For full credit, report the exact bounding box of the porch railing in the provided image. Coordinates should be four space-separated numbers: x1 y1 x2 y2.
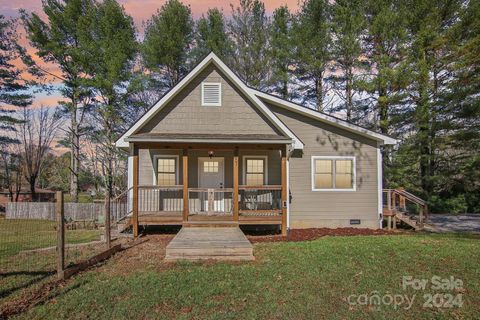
188 188 233 215
239 185 282 216
138 185 183 214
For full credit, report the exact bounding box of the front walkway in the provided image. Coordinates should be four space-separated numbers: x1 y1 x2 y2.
165 227 254 261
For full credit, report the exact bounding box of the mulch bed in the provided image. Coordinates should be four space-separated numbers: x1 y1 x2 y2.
247 228 397 243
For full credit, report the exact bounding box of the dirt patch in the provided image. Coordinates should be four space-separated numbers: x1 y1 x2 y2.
247 228 397 243
96 234 175 277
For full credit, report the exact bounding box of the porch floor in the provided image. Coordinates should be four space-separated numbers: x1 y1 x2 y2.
165 227 254 261
138 212 282 226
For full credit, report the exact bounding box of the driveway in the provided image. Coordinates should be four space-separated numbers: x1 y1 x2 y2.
427 214 480 233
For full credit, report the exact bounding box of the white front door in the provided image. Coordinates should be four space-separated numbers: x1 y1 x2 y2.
198 157 225 212
198 157 224 188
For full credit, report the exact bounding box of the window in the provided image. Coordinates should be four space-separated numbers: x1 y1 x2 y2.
244 157 267 186
312 157 355 191
203 161 219 173
156 157 177 186
201 82 222 106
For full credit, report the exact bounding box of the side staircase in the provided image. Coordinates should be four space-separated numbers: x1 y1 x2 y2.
383 188 435 231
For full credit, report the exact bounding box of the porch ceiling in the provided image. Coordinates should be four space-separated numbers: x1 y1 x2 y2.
125 133 292 145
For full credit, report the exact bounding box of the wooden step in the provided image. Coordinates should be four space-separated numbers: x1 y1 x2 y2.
183 221 239 227
165 227 254 261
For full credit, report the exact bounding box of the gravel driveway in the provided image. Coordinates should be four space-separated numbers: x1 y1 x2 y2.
427 214 480 233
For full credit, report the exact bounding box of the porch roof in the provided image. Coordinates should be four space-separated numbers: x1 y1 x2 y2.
125 133 292 145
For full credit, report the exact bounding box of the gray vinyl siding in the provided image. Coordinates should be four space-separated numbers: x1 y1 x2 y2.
138 64 280 136
267 103 380 229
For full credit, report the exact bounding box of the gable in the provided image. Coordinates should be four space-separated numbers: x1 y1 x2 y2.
137 64 281 136
116 53 303 149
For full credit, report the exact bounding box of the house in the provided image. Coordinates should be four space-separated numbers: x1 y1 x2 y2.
0 188 56 212
115 53 397 236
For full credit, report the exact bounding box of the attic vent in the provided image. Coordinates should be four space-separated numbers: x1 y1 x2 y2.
201 82 222 106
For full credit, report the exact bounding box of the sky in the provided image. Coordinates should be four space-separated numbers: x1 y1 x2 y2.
3 0 300 108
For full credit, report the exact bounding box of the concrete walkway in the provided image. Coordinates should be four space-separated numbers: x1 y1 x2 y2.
427 214 480 233
165 227 254 261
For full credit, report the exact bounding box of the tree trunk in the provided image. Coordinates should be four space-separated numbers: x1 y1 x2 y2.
417 52 431 198
315 76 323 111
29 175 36 202
346 66 354 121
70 106 79 203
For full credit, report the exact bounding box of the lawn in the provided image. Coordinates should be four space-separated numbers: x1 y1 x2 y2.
9 232 480 319
0 218 103 306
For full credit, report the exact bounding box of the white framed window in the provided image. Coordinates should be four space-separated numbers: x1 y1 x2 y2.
311 156 356 191
201 82 222 106
154 155 179 186
243 156 268 186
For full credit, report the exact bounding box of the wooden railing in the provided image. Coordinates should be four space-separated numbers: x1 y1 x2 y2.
138 185 183 214
188 188 233 215
383 188 428 227
111 187 132 222
239 185 282 216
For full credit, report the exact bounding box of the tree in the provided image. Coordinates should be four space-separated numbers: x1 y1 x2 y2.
16 106 62 201
293 0 332 111
330 0 366 120
229 0 271 89
80 0 136 244
0 146 23 202
142 0 193 91
269 6 293 99
21 0 95 202
403 0 461 200
193 8 232 62
0 15 32 145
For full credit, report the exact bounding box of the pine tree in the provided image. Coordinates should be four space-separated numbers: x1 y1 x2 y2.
21 0 95 202
193 8 232 62
293 0 331 111
404 0 461 200
229 0 271 89
330 0 366 121
142 0 194 90
0 16 32 145
80 0 137 236
269 6 293 99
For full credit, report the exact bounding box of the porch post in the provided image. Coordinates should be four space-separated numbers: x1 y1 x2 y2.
281 146 287 236
182 149 189 222
233 148 239 221
132 146 139 238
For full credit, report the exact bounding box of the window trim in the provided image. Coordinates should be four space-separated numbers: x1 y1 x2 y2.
201 82 222 106
311 156 356 192
242 155 268 186
153 155 179 186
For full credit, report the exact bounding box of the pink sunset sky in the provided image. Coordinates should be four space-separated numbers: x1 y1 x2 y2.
2 0 300 108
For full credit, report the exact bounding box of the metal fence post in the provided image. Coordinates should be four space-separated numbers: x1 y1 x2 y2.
56 191 65 280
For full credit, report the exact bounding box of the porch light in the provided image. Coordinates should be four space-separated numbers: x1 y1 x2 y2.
208 150 215 159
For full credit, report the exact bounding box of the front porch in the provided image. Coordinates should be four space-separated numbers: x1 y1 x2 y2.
121 141 289 236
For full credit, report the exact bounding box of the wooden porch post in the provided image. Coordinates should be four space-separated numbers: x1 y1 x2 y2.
183 150 189 222
281 147 287 236
233 148 239 221
132 152 139 238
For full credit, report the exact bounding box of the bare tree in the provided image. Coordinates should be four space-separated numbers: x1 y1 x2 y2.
16 106 62 201
0 146 23 202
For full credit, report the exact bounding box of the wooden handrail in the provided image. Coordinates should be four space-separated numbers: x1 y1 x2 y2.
188 188 234 192
138 185 183 190
239 185 282 190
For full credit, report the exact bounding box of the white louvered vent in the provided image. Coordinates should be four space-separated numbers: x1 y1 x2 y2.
201 82 222 106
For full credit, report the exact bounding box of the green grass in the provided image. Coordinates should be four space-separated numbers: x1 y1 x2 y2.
0 218 103 305
12 233 480 319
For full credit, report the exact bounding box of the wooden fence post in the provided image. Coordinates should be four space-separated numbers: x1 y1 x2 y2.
56 191 65 280
104 195 111 248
